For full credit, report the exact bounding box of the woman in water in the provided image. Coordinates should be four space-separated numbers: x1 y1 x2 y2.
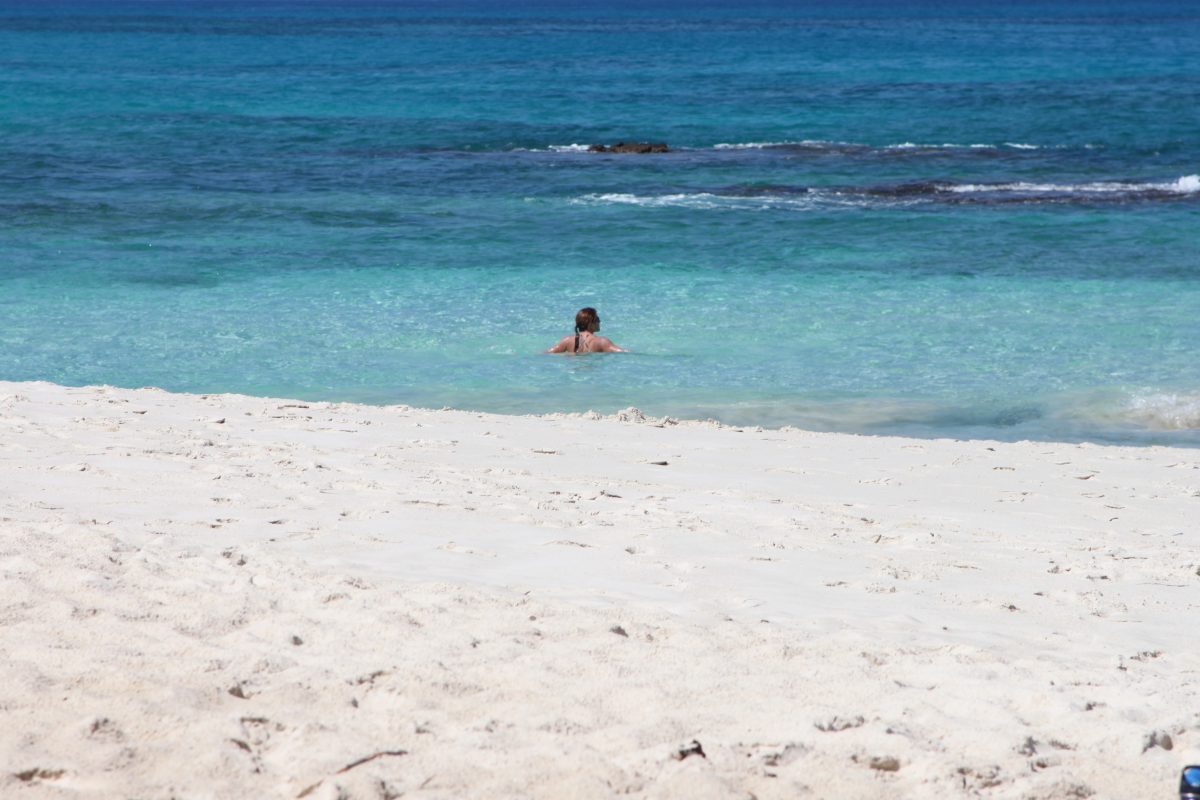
546 307 625 353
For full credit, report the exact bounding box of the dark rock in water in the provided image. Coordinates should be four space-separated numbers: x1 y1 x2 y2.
588 141 670 153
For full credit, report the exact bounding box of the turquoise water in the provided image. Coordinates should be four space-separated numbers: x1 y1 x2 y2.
2 1 1198 444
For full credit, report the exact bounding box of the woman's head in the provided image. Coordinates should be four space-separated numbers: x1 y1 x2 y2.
575 307 600 333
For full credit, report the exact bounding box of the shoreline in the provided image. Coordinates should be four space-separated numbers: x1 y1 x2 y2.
13 377 1200 451
2 380 1197 798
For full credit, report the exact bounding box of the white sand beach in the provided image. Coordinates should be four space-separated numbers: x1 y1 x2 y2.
1 380 1196 799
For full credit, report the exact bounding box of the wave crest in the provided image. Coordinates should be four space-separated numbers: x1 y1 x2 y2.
1170 174 1200 193
1121 393 1200 430
540 140 1062 154
571 175 1200 210
944 175 1200 196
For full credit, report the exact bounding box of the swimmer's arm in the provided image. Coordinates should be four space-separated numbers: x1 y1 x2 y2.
545 336 571 354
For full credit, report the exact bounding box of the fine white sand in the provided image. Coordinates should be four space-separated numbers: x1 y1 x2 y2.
1 380 1197 799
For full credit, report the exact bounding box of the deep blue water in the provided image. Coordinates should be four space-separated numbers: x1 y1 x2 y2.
2 0 1198 443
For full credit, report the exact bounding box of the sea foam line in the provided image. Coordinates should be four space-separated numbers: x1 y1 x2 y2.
571 192 740 209
535 140 1054 153
887 142 1019 150
944 175 1200 194
712 140 842 150
568 191 907 211
716 140 1049 151
569 175 1200 211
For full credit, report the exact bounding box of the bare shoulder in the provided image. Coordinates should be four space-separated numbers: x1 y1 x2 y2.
595 336 625 352
546 335 572 354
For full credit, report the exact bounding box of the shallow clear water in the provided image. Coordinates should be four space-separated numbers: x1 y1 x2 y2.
2 0 1198 443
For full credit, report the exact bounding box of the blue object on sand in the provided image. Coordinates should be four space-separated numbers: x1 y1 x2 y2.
1181 766 1200 799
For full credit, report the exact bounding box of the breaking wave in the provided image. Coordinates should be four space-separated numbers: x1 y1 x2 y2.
571 175 1200 210
706 140 1053 152
942 175 1200 196
1118 392 1200 430
885 141 1045 151
539 140 1069 154
712 139 857 151
570 191 848 211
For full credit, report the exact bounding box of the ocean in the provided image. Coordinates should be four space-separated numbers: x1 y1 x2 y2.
2 0 1198 444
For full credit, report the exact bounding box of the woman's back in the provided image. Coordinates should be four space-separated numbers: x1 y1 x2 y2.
547 330 620 354
545 307 624 354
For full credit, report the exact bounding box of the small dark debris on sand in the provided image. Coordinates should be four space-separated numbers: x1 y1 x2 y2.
869 755 901 772
14 768 65 783
673 739 706 760
816 715 865 733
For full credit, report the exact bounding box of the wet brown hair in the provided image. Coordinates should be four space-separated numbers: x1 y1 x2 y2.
573 307 599 352
574 307 599 333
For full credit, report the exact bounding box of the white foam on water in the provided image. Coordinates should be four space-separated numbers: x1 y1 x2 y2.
886 141 1057 151
886 142 993 150
571 175 1197 211
571 191 710 208
1168 174 1200 193
571 192 728 209
538 140 1073 154
1121 392 1200 430
944 181 1115 193
944 175 1200 194
570 191 897 211
713 140 1046 152
711 140 844 150
511 144 593 152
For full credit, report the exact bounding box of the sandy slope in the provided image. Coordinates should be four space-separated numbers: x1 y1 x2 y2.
1 381 1197 799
